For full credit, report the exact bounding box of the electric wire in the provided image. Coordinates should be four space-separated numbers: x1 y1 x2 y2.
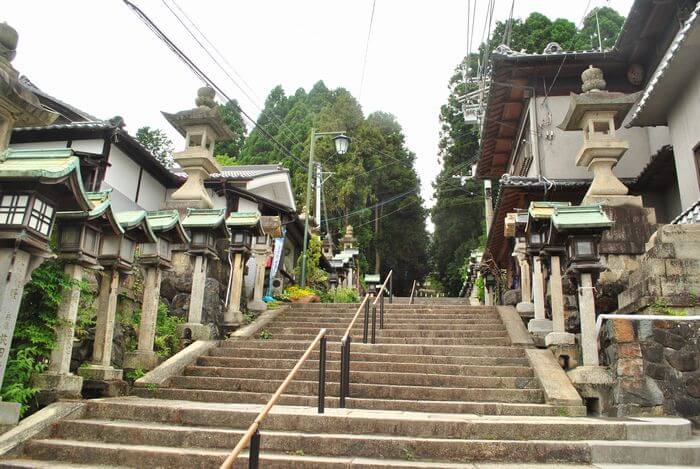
358 0 377 102
122 0 309 171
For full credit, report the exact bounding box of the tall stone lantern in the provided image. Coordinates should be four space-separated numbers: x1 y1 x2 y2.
247 215 282 313
163 87 235 210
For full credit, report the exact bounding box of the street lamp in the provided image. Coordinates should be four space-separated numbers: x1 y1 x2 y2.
300 128 350 287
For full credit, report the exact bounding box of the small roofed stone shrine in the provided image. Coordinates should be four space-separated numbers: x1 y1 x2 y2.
124 210 190 371
224 211 262 328
163 86 236 210
179 208 229 340
558 65 656 294
248 215 282 313
31 189 123 398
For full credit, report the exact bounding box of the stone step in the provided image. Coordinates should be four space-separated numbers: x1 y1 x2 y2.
0 461 127 469
130 387 581 415
49 419 596 463
196 356 535 377
261 334 511 345
269 318 506 328
263 327 509 338
167 376 544 403
211 347 531 366
218 340 523 356
183 366 538 389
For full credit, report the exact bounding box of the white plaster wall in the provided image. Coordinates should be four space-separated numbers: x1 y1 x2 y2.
136 170 167 211
668 71 700 211
238 198 258 212
11 139 104 153
11 140 69 150
211 192 227 211
530 96 666 180
103 146 140 201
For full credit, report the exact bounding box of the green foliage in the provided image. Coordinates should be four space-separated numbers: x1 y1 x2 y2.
475 276 485 303
135 126 174 168
126 368 146 381
320 287 360 304
215 99 247 159
259 329 272 340
649 298 688 317
153 301 183 358
573 7 626 51
294 235 328 290
278 285 318 302
0 260 91 415
145 383 157 392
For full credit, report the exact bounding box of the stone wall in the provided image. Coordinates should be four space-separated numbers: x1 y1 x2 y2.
601 318 700 424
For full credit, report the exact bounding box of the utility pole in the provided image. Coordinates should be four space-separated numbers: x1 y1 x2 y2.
315 162 322 230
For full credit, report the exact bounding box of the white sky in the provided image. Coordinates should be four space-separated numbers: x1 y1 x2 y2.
6 0 633 231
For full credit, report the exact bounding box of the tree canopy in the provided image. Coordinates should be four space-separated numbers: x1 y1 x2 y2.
135 126 174 168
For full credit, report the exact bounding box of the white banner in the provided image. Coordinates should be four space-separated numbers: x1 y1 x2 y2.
270 237 285 278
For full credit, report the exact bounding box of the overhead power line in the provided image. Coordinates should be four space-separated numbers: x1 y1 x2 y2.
358 0 377 102
122 0 308 171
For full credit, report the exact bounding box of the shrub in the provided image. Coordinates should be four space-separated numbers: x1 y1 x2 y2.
320 287 359 303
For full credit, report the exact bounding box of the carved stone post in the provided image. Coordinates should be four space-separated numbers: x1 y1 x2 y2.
124 266 162 370
528 255 552 335
225 252 246 326
545 255 575 347
248 246 270 313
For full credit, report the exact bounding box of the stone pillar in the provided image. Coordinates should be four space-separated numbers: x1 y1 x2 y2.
578 272 599 367
484 286 493 306
545 255 576 347
176 254 213 340
31 263 84 396
515 251 534 315
0 249 32 424
123 267 162 370
248 247 269 313
224 252 245 328
79 268 123 381
347 267 353 291
528 255 552 335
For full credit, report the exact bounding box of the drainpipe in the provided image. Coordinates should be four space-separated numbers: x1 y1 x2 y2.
528 94 542 177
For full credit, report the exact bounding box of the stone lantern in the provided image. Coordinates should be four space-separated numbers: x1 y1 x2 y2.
525 201 571 336
80 210 157 383
558 66 640 204
124 210 189 371
248 215 281 314
508 211 534 315
179 208 229 340
0 148 91 424
163 87 236 210
223 211 261 329
32 190 122 397
321 233 334 260
364 274 380 295
551 205 612 375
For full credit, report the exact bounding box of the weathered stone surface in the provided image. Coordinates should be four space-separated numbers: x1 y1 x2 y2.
503 289 521 306
616 358 643 377
610 319 635 343
664 349 698 372
617 343 642 359
645 362 666 381
687 375 700 398
652 328 685 350
616 376 664 406
641 342 663 363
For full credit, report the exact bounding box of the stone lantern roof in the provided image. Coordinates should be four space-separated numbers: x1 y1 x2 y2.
225 211 261 229
115 210 157 243
551 205 613 231
145 209 190 244
527 201 572 220
56 189 123 237
161 86 235 140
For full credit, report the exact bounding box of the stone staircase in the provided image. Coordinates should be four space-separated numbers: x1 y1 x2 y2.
2 300 699 467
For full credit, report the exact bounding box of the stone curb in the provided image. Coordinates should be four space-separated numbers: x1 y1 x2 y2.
497 306 534 346
227 305 290 340
0 401 85 457
135 340 219 387
526 348 584 408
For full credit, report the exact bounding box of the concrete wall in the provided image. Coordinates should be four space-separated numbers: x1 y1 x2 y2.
525 96 670 180
668 71 700 211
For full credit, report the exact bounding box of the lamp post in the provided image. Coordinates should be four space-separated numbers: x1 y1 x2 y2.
300 129 349 287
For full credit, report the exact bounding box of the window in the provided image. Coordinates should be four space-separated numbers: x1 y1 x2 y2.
28 198 54 235
0 194 29 225
188 133 203 147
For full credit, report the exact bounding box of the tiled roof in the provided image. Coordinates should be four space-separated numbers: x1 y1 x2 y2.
12 121 115 132
211 164 287 179
629 2 700 125
673 199 700 225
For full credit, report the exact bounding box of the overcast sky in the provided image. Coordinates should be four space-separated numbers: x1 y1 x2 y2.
6 0 633 230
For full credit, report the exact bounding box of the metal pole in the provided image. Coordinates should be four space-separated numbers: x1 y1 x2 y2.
380 293 384 329
300 128 316 288
249 429 260 469
339 339 347 408
315 162 322 230
362 299 369 343
389 275 393 304
344 336 352 401
371 305 377 344
318 336 326 413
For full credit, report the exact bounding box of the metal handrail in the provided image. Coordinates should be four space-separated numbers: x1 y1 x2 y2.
371 269 393 333
338 294 371 408
372 269 394 307
409 279 417 305
220 328 328 469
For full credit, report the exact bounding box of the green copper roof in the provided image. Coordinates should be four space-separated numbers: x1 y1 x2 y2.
364 274 380 283
0 148 91 211
56 189 123 235
146 210 190 243
116 210 157 242
182 208 226 228
225 211 261 227
528 201 572 219
551 205 613 230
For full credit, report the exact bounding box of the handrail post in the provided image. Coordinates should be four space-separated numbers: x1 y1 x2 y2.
371 304 377 344
249 429 260 469
318 335 326 414
380 292 385 329
339 338 347 408
389 274 393 304
362 299 369 343
344 336 352 402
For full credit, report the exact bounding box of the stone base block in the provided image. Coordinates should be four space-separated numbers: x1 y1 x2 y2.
81 378 128 398
177 323 213 341
0 400 20 426
123 350 161 371
545 331 576 347
567 365 613 385
528 318 553 334
78 364 123 381
548 343 580 371
30 372 83 398
516 302 535 317
247 299 267 313
567 365 613 415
